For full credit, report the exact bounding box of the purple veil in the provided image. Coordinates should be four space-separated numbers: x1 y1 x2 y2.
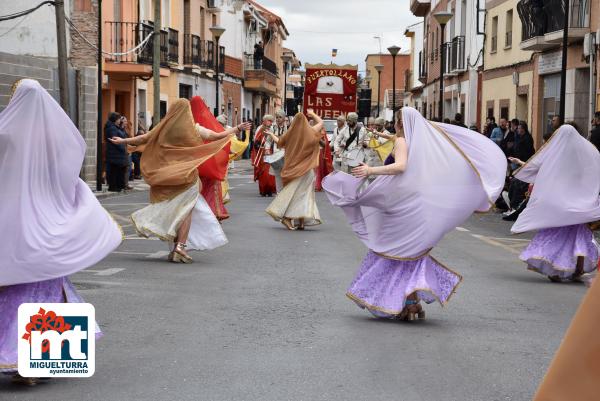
0 79 122 286
322 107 506 258
511 124 600 233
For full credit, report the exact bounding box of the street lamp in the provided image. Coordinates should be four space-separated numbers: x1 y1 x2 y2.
433 11 453 121
281 54 292 114
387 45 400 116
210 25 226 116
374 64 384 116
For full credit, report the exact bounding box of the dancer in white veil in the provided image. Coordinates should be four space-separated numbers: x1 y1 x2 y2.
323 107 506 320
511 124 600 282
0 80 122 383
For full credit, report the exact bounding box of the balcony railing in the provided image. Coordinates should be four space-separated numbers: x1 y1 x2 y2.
200 40 214 70
183 33 201 66
451 36 466 72
244 54 278 76
105 21 168 66
517 0 590 41
168 28 179 64
442 42 452 74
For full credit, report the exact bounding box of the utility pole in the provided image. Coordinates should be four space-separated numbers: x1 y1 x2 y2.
153 0 161 126
96 0 103 191
55 0 70 115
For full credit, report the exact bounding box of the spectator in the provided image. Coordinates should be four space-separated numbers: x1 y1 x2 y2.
502 121 535 220
443 118 451 124
490 118 509 147
513 121 535 163
589 111 600 153
104 112 129 192
253 41 264 69
483 116 497 138
551 115 561 131
452 113 467 128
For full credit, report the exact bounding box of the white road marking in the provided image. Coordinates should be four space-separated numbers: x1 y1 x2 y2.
111 214 132 224
455 227 470 232
83 268 125 276
146 251 171 259
470 234 522 255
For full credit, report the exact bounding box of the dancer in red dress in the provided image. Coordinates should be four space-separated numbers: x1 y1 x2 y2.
190 96 231 220
315 127 333 191
252 115 277 197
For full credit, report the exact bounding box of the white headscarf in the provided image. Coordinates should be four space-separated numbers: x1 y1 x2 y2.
511 125 600 233
0 79 122 285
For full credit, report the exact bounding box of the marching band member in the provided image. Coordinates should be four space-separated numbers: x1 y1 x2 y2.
252 115 277 197
333 112 366 173
265 109 287 192
332 115 348 170
363 116 393 168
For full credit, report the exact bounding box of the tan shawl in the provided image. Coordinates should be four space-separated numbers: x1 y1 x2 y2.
533 277 600 400
141 99 230 203
278 113 322 186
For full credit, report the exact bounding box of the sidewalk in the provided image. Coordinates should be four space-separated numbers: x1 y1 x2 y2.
89 158 254 199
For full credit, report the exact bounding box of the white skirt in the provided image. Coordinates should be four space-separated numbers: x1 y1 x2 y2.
265 170 322 226
131 181 228 251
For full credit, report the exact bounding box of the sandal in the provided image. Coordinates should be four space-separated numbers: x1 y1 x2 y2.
281 218 296 231
171 242 192 263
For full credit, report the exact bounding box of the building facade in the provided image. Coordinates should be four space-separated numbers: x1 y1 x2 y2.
364 53 411 118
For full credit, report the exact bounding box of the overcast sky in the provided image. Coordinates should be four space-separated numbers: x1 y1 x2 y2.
257 0 421 73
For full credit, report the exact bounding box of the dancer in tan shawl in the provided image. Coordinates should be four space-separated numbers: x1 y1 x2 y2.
109 99 250 263
265 109 324 230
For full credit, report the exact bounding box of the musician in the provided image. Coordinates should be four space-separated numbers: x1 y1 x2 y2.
333 112 366 173
332 115 348 169
251 114 277 196
265 109 287 191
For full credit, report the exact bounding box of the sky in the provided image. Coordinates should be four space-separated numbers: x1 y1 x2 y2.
256 0 421 74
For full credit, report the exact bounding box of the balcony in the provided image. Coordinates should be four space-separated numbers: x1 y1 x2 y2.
207 0 219 11
243 54 278 95
104 21 168 76
442 42 454 75
201 40 215 70
418 51 427 83
451 36 466 72
410 0 430 17
517 0 590 51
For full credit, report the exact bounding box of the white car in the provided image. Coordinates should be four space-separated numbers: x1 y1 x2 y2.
323 119 338 145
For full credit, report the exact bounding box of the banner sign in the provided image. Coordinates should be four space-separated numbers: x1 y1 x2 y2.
303 64 358 119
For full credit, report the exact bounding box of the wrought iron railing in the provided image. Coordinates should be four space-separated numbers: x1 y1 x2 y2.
219 45 225 73
442 42 452 74
418 50 427 79
517 0 590 41
244 54 278 76
183 34 201 66
451 36 465 71
105 21 168 66
168 28 179 64
200 40 214 70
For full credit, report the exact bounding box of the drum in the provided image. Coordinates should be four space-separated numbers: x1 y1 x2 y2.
264 150 285 170
344 148 365 168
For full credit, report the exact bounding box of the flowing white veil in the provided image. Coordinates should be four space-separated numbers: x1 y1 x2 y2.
0 79 122 285
511 124 600 233
323 107 506 258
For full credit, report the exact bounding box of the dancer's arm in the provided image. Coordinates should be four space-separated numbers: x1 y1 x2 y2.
352 137 407 178
195 121 251 141
307 109 324 133
108 132 150 146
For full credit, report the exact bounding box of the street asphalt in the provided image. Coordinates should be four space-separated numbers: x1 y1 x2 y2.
0 161 590 401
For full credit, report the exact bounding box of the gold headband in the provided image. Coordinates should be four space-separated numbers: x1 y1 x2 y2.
9 79 24 102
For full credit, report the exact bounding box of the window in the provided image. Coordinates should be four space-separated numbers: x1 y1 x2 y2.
460 0 467 36
491 16 498 53
179 84 192 100
500 106 509 120
74 0 92 12
505 10 513 48
161 0 170 28
160 101 167 119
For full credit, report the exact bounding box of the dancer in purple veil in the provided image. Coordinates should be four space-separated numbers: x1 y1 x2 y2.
322 107 506 320
511 124 600 282
0 80 122 384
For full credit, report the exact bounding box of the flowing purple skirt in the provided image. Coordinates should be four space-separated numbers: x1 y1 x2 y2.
347 251 463 318
0 277 101 373
521 224 599 279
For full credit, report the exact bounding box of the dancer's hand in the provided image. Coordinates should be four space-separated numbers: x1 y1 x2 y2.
236 122 252 132
352 163 370 178
108 136 125 145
